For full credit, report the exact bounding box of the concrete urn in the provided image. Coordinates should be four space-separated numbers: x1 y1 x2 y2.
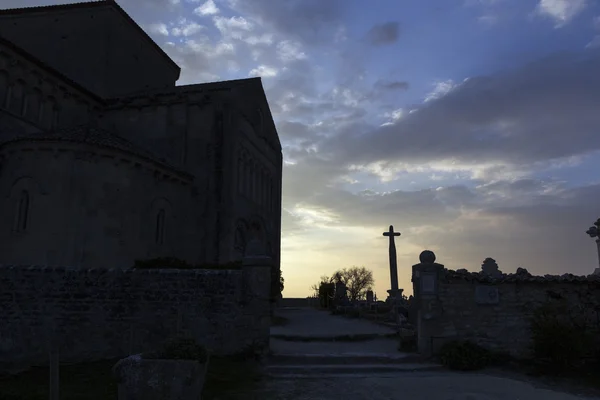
112 353 209 400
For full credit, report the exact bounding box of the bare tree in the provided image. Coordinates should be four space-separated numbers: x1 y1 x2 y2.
310 275 334 297
332 266 374 302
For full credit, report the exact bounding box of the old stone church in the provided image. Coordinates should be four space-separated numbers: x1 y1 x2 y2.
0 1 282 281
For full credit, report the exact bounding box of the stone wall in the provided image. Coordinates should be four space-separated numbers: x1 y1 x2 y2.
279 297 319 308
412 255 600 357
0 262 271 374
0 140 199 269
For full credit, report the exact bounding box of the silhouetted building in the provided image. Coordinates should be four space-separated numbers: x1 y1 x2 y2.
0 1 282 277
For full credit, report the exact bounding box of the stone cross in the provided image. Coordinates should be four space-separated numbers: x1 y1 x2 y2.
383 225 401 293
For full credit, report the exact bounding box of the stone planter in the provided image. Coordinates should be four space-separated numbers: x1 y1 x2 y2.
112 354 209 400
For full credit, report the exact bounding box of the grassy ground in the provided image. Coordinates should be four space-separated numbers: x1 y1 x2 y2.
0 356 265 400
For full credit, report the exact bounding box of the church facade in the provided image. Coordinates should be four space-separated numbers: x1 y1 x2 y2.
0 1 282 284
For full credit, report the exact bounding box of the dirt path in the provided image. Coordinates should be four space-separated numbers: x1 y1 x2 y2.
260 307 600 400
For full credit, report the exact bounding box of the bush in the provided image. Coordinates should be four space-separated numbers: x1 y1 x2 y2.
439 340 492 371
133 257 242 270
144 337 209 363
530 302 594 369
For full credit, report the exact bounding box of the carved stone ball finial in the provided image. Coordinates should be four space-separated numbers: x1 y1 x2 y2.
419 250 436 264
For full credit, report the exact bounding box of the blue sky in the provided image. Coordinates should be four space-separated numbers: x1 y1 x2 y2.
5 0 600 297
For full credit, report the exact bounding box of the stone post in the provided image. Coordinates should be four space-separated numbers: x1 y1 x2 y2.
595 240 600 276
241 238 272 355
411 250 445 357
585 219 600 276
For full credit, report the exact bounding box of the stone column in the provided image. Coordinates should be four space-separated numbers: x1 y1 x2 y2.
241 238 272 355
411 250 444 357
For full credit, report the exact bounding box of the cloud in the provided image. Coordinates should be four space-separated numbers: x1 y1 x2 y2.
249 65 278 78
374 80 409 91
277 40 307 63
273 48 600 286
317 50 600 171
535 0 587 27
213 16 254 38
193 0 219 16
171 19 204 36
365 22 401 46
163 36 236 82
225 0 345 45
147 22 170 36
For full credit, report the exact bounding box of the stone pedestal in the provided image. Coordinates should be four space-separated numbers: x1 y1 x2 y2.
386 289 404 305
411 250 445 357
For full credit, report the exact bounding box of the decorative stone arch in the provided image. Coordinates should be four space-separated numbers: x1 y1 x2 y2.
255 107 264 136
42 96 59 129
6 176 45 234
260 167 267 207
8 78 26 115
233 218 249 260
237 147 249 194
247 214 272 257
244 156 251 197
249 159 256 201
25 87 43 123
270 174 275 211
0 69 9 109
149 197 173 246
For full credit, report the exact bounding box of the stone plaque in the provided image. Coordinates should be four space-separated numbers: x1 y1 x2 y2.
421 274 436 294
475 286 499 304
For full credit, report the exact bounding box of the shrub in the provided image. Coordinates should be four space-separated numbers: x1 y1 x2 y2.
530 302 594 369
144 337 209 363
439 340 492 371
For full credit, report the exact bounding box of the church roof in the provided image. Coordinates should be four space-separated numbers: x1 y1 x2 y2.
0 36 104 104
0 0 180 77
0 125 192 179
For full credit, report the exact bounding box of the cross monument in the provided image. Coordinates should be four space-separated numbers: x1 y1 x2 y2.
383 225 403 302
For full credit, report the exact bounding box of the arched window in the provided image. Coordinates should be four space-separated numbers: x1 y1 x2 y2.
237 156 244 194
25 88 42 123
42 96 58 129
155 209 165 245
244 159 251 196
269 178 275 211
0 70 8 109
9 79 25 115
14 190 30 232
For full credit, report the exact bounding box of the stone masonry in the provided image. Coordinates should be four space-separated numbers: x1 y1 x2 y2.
412 252 600 357
0 255 271 374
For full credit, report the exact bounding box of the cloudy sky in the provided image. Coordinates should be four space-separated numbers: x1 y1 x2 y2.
6 0 600 298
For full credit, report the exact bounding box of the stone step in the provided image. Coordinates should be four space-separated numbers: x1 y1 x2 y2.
264 363 444 377
269 353 428 365
270 333 399 342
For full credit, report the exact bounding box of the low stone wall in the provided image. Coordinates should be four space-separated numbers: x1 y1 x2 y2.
279 297 319 308
412 258 600 357
0 263 271 374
